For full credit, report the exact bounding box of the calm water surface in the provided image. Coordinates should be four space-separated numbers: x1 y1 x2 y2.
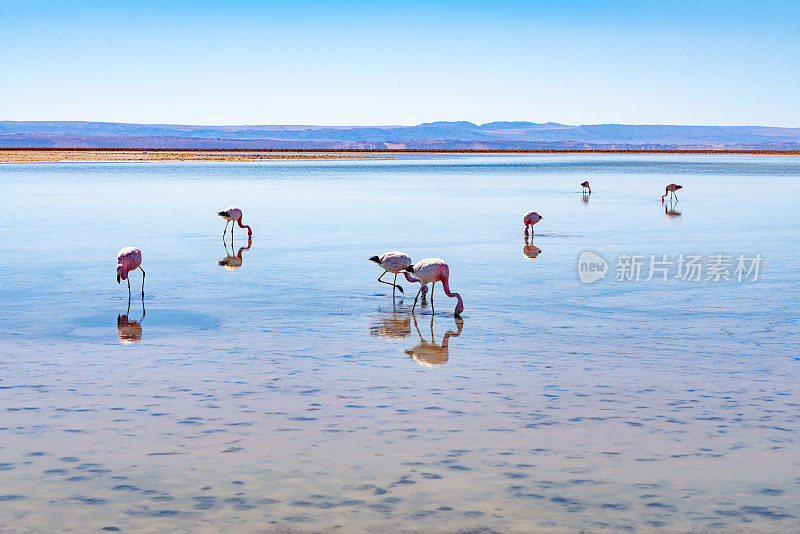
1 155 799 533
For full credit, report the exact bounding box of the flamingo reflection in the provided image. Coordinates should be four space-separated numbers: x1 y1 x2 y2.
117 296 145 345
523 235 542 259
219 237 253 271
369 311 412 340
405 315 463 367
664 200 682 218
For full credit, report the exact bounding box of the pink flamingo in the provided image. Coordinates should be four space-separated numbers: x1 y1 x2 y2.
218 206 253 238
405 258 464 317
369 251 428 298
661 183 683 202
117 247 145 297
523 211 543 236
581 180 591 194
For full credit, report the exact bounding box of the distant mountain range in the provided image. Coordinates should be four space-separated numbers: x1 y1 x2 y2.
2 121 800 150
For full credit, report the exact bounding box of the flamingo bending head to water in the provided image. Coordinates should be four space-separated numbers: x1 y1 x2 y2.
581 181 591 194
661 184 683 202
218 206 253 238
523 211 543 236
405 258 463 317
117 247 145 297
369 251 428 299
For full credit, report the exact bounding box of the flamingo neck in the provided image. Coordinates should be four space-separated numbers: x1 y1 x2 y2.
403 271 428 294
236 217 253 236
440 277 464 313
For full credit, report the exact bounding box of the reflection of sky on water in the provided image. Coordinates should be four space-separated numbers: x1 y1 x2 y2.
0 155 798 532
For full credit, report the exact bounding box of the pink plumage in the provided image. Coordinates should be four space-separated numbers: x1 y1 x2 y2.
523 211 543 236
405 258 464 317
218 206 253 237
369 250 428 297
117 247 145 296
117 247 142 280
661 183 683 202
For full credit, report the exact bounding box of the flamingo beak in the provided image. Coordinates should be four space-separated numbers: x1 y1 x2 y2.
117 274 121 284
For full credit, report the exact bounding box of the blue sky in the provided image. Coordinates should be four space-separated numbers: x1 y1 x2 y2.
2 0 798 126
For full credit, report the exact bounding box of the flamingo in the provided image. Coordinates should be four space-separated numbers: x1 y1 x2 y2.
117 247 145 297
581 180 591 194
523 211 543 236
369 251 428 299
661 183 683 202
218 206 253 239
405 258 464 317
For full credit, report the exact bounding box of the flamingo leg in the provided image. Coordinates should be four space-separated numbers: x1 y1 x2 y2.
127 277 131 298
223 220 229 239
378 271 403 293
139 267 146 296
411 286 423 312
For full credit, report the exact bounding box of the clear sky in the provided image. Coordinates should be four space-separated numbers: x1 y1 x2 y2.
2 0 798 126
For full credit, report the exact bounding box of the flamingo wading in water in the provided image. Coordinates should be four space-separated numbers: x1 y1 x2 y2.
117 247 145 297
523 211 543 236
662 183 683 202
405 258 464 317
218 206 253 239
581 181 591 194
369 251 428 299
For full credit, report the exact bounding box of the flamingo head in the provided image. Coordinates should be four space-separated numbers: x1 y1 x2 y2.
405 265 415 273
368 255 381 264
117 264 127 283
454 300 464 317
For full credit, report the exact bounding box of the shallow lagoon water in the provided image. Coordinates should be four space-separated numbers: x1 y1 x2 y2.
1 155 799 533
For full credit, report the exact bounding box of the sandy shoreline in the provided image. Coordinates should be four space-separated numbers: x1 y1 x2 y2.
0 150 385 163
1 148 798 163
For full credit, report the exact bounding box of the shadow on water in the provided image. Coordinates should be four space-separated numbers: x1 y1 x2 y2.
405 315 464 367
523 235 542 259
117 295 145 345
219 236 253 271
